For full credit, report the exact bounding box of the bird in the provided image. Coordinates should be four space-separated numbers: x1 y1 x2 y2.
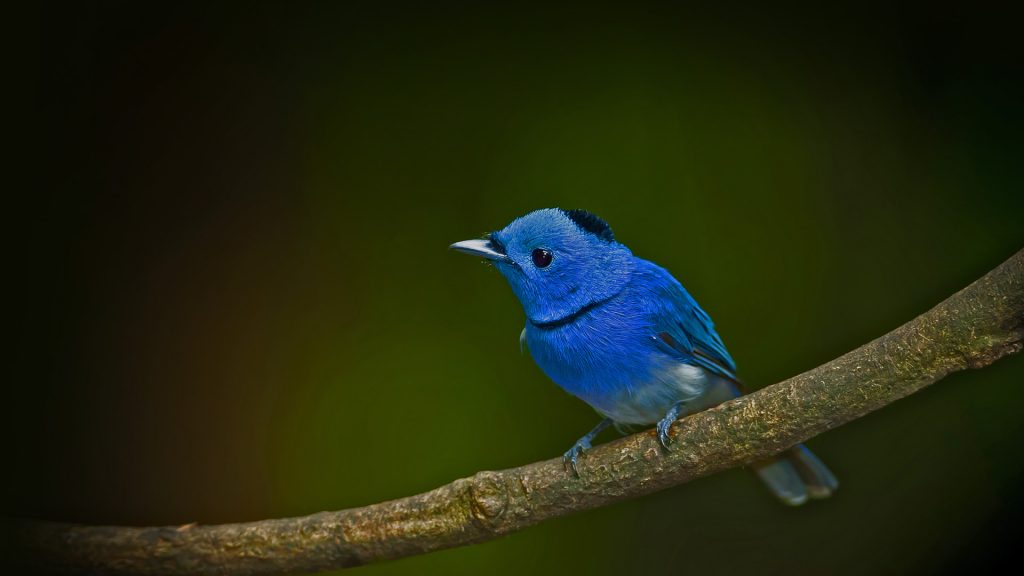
450 208 837 505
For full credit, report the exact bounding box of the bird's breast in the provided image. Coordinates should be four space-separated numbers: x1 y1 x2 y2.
525 303 647 394
525 297 717 424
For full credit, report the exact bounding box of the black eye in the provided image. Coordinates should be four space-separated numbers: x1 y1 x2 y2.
531 248 553 268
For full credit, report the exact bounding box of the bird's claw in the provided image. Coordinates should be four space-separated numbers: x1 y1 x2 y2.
656 416 674 450
656 401 688 450
563 439 592 476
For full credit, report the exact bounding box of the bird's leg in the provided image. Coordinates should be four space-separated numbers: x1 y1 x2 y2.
563 418 613 476
656 401 690 449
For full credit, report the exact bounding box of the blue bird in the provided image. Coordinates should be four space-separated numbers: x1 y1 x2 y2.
451 208 838 505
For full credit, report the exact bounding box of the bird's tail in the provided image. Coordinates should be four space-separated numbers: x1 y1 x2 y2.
702 377 838 505
751 444 838 506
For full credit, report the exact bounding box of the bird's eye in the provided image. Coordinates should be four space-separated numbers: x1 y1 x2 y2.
531 248 553 268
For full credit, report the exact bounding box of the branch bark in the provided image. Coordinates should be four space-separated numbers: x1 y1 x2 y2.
11 248 1024 575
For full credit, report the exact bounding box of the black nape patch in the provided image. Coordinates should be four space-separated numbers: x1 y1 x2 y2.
560 209 615 242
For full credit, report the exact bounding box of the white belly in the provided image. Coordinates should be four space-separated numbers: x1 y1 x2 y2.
591 363 737 425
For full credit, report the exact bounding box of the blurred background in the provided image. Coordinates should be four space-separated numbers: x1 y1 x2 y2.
11 2 1024 574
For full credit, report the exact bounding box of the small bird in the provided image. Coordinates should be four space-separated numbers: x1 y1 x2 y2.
451 208 837 505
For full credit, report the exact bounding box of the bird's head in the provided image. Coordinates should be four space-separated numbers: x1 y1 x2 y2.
451 208 634 325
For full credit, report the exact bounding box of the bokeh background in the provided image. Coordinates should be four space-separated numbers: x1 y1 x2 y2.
12 2 1024 574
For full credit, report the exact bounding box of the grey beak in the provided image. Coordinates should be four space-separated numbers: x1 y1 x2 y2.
449 238 510 262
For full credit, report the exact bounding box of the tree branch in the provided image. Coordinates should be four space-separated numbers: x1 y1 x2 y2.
11 248 1024 575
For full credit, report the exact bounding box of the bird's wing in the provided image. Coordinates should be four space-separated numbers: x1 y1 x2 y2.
648 276 739 382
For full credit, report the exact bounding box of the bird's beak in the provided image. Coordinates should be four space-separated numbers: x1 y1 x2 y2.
449 238 510 262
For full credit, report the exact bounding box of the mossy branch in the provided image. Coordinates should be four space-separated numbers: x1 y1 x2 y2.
11 248 1024 575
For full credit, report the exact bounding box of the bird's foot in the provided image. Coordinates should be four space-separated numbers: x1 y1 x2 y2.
562 418 613 477
563 438 592 476
656 401 688 450
656 416 674 449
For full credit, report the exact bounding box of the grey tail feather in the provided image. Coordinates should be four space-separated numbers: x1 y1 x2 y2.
752 444 838 506
788 443 839 499
753 457 808 506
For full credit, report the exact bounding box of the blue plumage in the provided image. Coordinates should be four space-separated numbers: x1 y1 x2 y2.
451 208 837 505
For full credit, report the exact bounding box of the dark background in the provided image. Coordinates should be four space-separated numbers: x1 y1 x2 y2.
12 2 1024 574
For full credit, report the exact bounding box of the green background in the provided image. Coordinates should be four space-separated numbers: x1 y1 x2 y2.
13 2 1024 574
